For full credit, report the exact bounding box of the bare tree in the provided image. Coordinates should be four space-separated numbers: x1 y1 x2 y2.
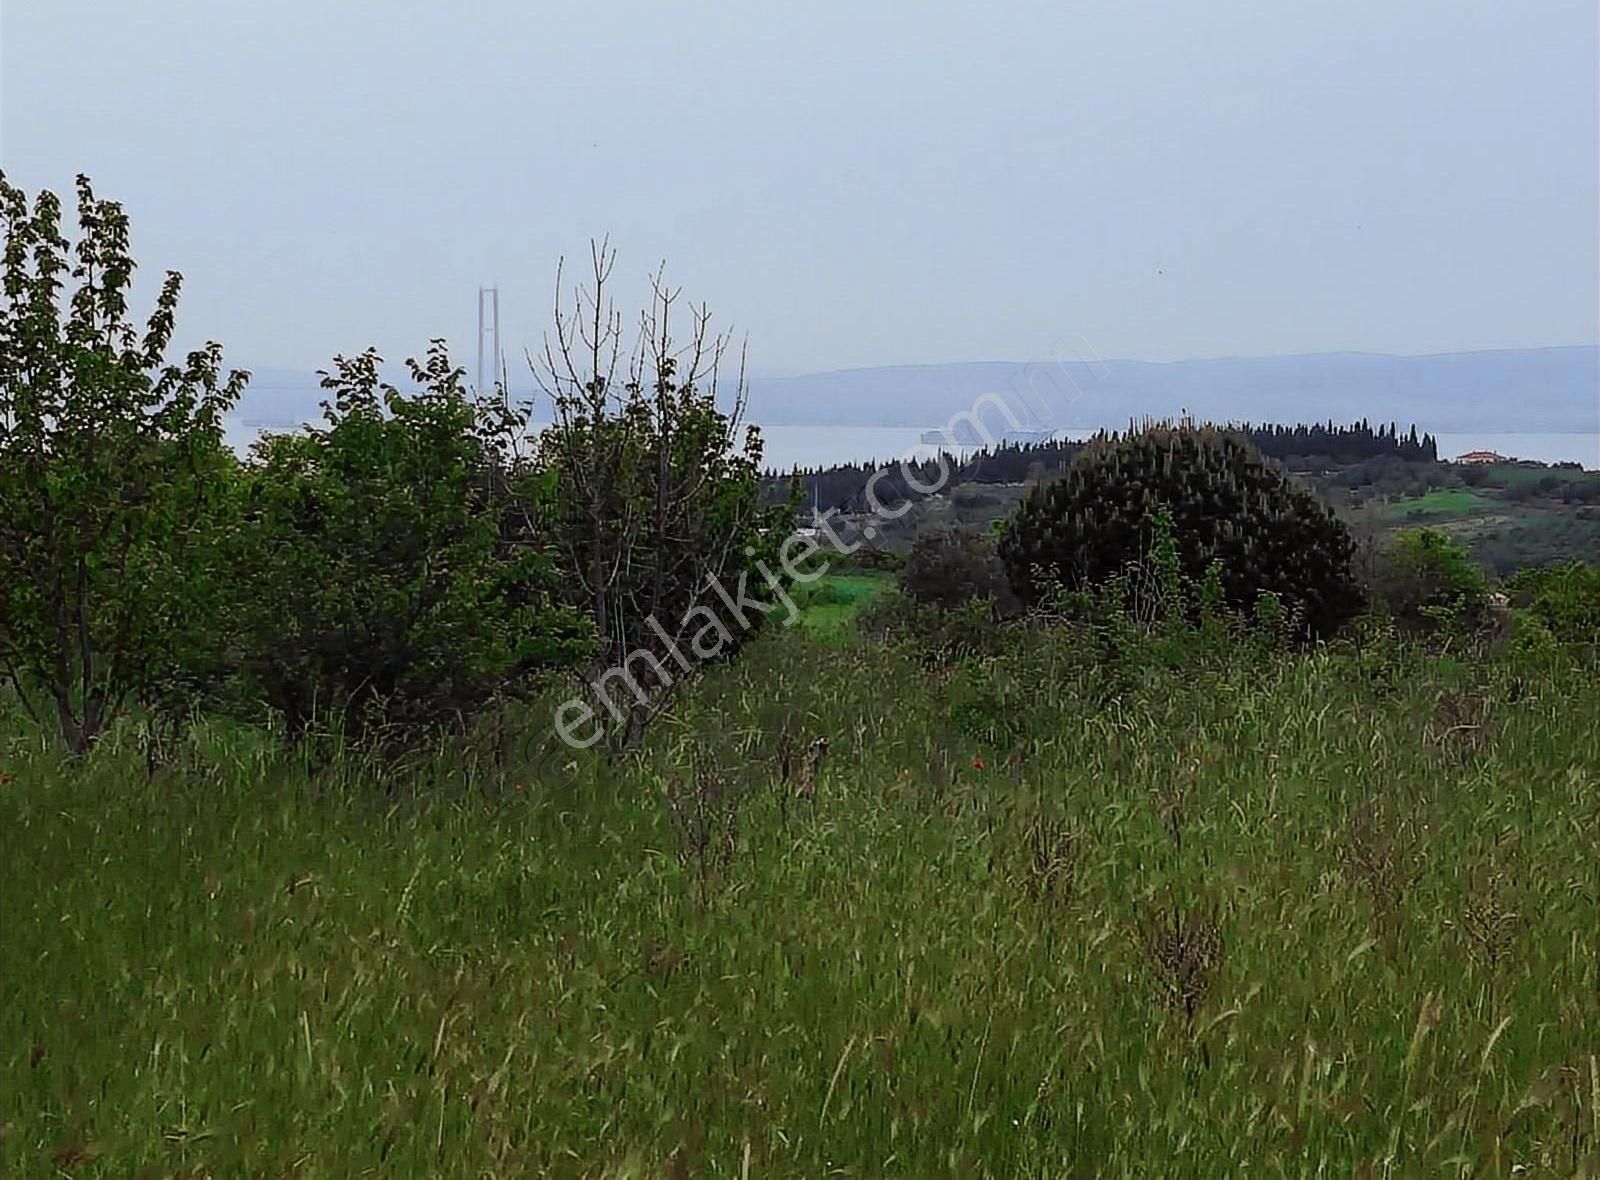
534 241 789 753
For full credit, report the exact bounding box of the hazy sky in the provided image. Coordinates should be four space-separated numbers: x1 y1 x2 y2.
2 0 1596 378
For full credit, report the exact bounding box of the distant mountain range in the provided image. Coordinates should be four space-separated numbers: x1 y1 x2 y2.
741 346 1599 434
229 346 1598 435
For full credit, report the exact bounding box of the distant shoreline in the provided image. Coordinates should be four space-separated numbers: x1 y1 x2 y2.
223 417 1600 473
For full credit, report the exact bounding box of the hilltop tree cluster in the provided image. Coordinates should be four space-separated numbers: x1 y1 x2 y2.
768 421 1438 516
1240 419 1437 464
774 438 1085 514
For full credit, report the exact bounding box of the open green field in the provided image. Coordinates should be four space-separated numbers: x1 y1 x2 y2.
1379 487 1497 521
791 571 894 640
1481 465 1594 488
5 629 1600 1177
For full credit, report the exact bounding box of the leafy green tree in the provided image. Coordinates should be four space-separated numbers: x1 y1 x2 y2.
234 343 590 746
0 173 246 751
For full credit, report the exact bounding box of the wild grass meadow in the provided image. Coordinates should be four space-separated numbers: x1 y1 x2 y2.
6 612 1598 1177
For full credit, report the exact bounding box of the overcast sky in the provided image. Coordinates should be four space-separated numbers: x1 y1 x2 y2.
2 0 1595 378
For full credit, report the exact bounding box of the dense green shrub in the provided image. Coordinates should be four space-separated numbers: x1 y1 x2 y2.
944 656 1043 749
999 425 1359 638
857 592 1005 667
233 345 590 745
1506 561 1600 645
1361 528 1488 633
900 527 1016 612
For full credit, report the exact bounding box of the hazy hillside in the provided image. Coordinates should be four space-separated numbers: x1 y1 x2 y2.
228 346 1597 437
742 346 1599 433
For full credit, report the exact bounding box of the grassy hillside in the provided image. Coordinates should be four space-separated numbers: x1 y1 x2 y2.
5 625 1599 1177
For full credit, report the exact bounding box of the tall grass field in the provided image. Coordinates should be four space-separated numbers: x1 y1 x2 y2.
4 629 1599 1177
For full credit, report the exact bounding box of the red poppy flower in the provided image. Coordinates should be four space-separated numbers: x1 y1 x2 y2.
970 757 985 771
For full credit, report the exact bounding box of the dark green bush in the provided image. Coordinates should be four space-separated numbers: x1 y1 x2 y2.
537 257 792 753
901 527 1016 612
999 425 1359 638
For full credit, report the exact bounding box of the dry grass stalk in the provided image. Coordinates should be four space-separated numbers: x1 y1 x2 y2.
776 727 796 788
1340 796 1422 956
1424 690 1492 758
1139 898 1224 1024
796 736 829 800
643 937 687 981
1151 758 1197 851
1460 863 1520 975
664 750 745 905
1024 816 1080 906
